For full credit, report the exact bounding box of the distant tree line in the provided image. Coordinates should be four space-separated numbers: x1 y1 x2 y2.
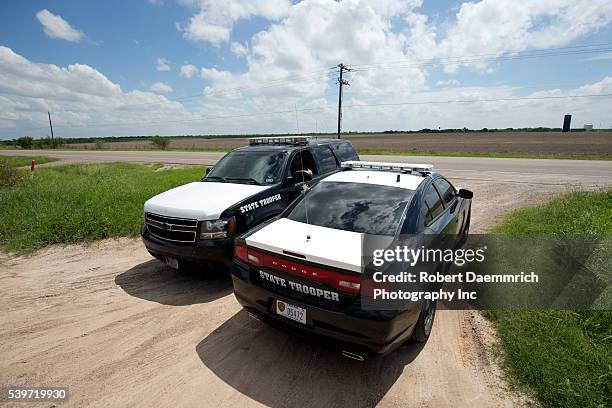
11 136 65 149
2 126 602 148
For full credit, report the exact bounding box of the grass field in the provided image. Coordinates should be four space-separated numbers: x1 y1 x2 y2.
48 131 612 160
486 190 612 408
357 149 612 160
0 163 203 252
0 155 58 167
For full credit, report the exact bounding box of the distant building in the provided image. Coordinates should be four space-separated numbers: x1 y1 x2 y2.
584 123 593 131
563 114 572 132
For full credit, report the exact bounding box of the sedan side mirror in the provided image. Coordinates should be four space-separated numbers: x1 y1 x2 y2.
292 170 312 183
458 188 473 199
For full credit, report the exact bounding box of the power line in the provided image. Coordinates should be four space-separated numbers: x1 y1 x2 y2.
348 42 612 70
111 45 612 110
111 70 337 109
5 42 604 118
342 92 612 109
21 92 611 131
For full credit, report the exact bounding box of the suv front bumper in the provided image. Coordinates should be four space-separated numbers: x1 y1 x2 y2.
141 224 233 269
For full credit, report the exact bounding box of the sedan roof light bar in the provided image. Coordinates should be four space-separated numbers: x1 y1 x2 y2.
341 160 433 174
248 136 311 146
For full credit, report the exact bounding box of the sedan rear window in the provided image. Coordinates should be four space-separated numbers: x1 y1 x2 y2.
287 182 413 236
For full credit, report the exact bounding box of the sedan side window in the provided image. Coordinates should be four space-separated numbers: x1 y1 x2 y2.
423 185 444 225
433 178 456 206
312 145 338 174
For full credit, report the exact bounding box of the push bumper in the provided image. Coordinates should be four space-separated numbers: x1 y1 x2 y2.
230 261 421 355
141 224 233 268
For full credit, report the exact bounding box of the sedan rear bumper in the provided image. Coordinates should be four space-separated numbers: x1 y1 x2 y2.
230 260 421 355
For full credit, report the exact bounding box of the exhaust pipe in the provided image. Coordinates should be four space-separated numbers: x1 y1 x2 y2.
247 312 261 322
341 350 366 361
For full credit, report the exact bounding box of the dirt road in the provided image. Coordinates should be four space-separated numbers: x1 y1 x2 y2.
0 178 566 407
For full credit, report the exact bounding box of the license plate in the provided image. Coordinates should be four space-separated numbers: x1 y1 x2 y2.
165 257 179 269
275 300 306 325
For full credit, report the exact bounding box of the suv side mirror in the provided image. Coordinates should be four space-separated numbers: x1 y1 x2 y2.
292 170 312 183
204 166 213 176
458 188 473 199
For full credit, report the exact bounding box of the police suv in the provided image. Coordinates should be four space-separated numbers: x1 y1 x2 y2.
231 161 473 358
141 136 359 271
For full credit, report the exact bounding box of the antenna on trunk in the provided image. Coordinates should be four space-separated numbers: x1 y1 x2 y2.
299 149 311 242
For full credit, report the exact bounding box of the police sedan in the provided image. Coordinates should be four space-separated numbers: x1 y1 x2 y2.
230 161 473 358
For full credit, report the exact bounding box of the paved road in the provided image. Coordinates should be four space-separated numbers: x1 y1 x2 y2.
2 149 611 186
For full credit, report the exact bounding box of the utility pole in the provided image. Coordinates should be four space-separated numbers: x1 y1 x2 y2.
48 111 54 139
294 104 300 134
336 63 350 139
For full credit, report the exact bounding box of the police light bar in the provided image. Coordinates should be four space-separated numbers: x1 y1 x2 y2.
341 161 433 173
248 136 311 146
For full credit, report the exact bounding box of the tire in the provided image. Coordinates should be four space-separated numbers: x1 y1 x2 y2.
412 299 437 342
462 210 471 235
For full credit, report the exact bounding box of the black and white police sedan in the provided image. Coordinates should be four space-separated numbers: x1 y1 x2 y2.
141 136 359 271
231 161 473 358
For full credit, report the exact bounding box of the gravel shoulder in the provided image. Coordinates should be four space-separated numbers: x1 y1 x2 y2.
0 179 569 407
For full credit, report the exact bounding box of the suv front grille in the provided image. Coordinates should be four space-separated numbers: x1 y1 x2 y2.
145 212 198 243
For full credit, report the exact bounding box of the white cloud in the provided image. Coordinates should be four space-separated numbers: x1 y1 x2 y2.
196 0 426 102
435 0 612 72
35 9 83 42
436 79 460 86
230 41 248 56
5 1 612 138
585 51 612 61
180 64 198 78
1 42 610 137
195 0 612 108
201 67 233 81
201 67 241 98
0 46 189 137
156 58 171 71
150 82 173 92
180 0 292 46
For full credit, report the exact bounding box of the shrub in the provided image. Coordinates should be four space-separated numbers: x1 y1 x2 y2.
151 135 171 150
95 139 105 149
35 137 64 149
16 136 34 149
0 161 25 187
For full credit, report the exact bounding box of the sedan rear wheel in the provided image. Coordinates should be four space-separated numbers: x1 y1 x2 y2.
412 299 437 342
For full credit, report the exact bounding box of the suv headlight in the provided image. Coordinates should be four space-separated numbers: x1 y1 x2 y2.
200 217 235 239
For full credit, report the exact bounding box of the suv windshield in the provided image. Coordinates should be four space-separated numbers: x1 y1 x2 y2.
287 181 413 236
205 151 287 185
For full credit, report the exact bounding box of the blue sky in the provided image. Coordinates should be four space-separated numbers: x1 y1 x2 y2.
1 0 611 138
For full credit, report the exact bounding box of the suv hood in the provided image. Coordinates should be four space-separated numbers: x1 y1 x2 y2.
144 181 269 220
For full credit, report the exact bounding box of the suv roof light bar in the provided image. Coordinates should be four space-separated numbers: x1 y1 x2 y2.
248 136 311 146
341 160 433 173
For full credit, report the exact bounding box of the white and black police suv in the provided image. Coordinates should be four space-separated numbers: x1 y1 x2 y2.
141 136 359 271
231 161 473 359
